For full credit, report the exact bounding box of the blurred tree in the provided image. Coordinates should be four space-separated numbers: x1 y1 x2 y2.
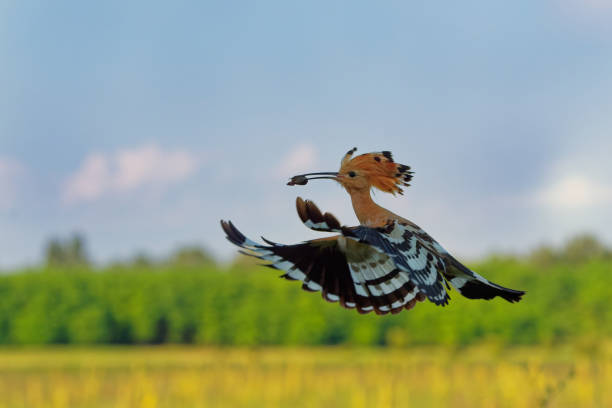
169 246 215 267
44 233 90 268
562 234 606 264
45 240 65 266
0 256 611 346
231 253 262 271
130 252 156 268
67 305 110 344
529 245 558 268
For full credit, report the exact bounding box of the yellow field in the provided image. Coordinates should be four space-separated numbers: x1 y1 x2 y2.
0 345 610 408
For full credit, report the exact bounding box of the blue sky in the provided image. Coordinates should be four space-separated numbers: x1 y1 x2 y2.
1 1 612 267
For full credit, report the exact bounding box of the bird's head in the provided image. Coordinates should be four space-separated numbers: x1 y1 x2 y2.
288 147 413 195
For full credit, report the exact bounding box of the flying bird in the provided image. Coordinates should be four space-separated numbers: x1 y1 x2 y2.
221 148 524 315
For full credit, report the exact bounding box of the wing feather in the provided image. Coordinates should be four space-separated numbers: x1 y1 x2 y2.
221 220 424 315
342 221 450 305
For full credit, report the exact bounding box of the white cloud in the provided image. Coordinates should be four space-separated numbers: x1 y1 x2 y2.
0 157 24 210
275 144 319 177
63 144 200 204
114 145 197 190
533 174 612 210
63 154 111 202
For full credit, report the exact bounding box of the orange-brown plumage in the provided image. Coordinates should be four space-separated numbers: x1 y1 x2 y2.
337 148 413 196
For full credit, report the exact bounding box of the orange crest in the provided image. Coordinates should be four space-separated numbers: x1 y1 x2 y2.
339 148 413 195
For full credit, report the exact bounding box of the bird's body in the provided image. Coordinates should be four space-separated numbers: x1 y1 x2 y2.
221 148 524 315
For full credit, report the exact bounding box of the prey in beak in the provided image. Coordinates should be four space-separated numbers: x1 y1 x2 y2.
287 172 338 186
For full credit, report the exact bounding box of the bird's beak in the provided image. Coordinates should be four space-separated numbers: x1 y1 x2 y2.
287 172 339 186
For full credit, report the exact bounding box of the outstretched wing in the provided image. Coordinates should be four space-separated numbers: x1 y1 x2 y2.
343 220 525 304
342 221 450 305
380 217 524 303
220 218 424 315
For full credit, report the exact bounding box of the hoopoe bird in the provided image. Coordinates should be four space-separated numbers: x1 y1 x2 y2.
221 148 524 315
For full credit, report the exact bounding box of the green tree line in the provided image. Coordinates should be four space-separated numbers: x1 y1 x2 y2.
0 234 610 346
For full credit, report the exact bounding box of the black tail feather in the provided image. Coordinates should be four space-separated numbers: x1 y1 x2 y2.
458 280 525 303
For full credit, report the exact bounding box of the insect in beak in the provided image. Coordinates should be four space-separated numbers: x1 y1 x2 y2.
287 172 339 186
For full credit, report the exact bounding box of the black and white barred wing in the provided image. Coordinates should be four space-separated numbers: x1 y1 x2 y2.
221 204 425 315
295 197 425 314
344 219 525 304
222 220 360 306
342 221 450 306
334 236 425 314
394 218 525 303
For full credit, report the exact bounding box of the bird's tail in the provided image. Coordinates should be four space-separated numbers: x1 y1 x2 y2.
443 255 524 303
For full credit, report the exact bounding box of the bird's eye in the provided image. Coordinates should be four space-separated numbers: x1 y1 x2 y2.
348 171 356 178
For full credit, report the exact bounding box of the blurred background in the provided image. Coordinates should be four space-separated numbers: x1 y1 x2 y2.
1 1 611 407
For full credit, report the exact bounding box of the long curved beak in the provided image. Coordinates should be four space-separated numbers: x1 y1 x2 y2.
287 172 339 186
